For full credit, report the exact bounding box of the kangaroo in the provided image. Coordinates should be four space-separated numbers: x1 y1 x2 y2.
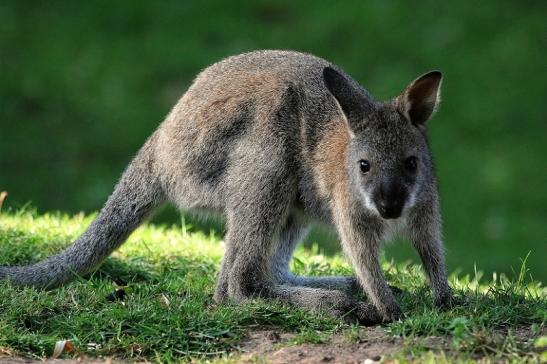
1 50 452 325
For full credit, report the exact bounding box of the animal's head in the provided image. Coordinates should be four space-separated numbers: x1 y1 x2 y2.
323 67 442 219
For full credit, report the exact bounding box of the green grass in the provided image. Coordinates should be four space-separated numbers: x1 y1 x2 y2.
0 209 545 363
1 1 546 281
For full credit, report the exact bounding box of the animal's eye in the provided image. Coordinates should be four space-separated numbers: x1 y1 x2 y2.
405 156 418 172
359 160 370 174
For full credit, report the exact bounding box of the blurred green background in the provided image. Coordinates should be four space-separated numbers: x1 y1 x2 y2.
1 1 545 281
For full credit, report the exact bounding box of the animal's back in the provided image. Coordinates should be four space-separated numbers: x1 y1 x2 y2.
166 50 334 131
154 50 345 210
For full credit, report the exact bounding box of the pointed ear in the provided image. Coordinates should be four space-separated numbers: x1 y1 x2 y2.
323 67 375 133
397 70 442 128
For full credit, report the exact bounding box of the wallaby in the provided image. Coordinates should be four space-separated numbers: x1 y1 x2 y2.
1 50 452 325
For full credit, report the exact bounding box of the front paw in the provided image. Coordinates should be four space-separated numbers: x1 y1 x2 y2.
435 291 456 309
347 301 383 326
381 303 403 322
346 302 402 326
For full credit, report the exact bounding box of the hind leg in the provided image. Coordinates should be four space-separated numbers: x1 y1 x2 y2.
221 199 380 325
213 195 286 302
213 239 239 303
272 215 359 293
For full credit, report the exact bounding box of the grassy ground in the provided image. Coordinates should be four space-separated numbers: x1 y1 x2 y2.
0 210 545 363
1 1 546 281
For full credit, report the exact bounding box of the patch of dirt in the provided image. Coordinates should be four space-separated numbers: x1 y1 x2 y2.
236 324 543 364
237 327 407 364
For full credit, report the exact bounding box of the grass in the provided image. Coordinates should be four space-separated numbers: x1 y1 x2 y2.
0 209 545 363
1 1 546 281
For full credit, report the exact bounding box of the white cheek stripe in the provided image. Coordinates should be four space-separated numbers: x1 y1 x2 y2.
360 189 379 215
406 189 418 209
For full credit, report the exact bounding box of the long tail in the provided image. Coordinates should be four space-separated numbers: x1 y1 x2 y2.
0 136 166 289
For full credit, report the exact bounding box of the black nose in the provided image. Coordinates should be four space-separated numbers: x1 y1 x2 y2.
377 199 404 219
375 181 406 219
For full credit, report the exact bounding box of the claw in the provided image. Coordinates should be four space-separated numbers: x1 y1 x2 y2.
353 302 383 326
435 292 457 310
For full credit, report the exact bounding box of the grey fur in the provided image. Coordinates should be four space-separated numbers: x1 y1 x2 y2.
1 50 452 324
